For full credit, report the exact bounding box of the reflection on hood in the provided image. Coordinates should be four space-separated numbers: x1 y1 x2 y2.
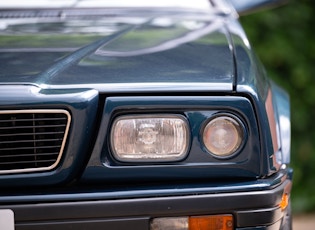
0 10 234 89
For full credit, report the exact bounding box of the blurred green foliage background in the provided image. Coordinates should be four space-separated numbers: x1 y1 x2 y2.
240 0 315 213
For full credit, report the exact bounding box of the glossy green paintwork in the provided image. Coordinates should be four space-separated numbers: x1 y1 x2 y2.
0 11 234 92
0 4 290 188
82 96 260 182
0 3 293 229
0 86 99 186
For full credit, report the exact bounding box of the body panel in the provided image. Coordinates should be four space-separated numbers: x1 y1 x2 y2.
0 1 292 229
0 10 234 92
82 95 261 181
0 174 292 229
0 85 99 186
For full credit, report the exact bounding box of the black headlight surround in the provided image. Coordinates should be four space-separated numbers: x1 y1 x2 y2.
82 95 262 181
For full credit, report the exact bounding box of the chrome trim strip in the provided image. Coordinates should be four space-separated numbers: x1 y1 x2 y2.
0 109 71 175
0 82 233 93
39 82 233 92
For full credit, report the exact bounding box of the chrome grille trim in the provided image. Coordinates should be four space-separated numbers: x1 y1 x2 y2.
0 109 71 174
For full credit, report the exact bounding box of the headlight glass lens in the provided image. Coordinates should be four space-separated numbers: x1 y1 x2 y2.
202 115 244 157
111 115 189 162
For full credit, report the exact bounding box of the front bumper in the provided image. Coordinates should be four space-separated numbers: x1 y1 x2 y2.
0 173 292 230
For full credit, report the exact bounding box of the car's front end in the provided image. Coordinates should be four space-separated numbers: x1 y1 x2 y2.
0 1 292 229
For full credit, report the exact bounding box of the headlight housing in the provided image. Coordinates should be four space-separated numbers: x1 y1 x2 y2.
110 114 190 162
202 114 245 158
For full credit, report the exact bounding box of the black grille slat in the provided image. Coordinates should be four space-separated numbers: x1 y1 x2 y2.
0 159 57 165
0 117 67 123
0 145 62 151
0 111 70 173
0 152 59 158
0 131 65 137
0 124 67 130
0 138 63 145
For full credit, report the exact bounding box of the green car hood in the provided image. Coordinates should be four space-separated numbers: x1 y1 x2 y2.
0 11 234 92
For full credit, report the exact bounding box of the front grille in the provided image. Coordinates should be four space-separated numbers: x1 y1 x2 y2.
0 110 71 174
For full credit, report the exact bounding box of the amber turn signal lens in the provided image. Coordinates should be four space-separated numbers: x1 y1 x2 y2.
279 193 289 211
189 215 234 230
150 215 234 230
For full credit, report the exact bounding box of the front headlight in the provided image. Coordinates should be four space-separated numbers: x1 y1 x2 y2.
110 115 190 162
202 115 244 158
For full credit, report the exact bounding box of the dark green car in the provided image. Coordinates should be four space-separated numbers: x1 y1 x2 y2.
0 0 292 229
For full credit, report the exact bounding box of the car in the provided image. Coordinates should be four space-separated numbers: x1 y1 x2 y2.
0 0 292 229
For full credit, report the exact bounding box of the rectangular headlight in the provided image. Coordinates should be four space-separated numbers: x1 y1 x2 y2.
110 115 190 162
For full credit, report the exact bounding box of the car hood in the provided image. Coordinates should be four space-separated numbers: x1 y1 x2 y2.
0 10 234 92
